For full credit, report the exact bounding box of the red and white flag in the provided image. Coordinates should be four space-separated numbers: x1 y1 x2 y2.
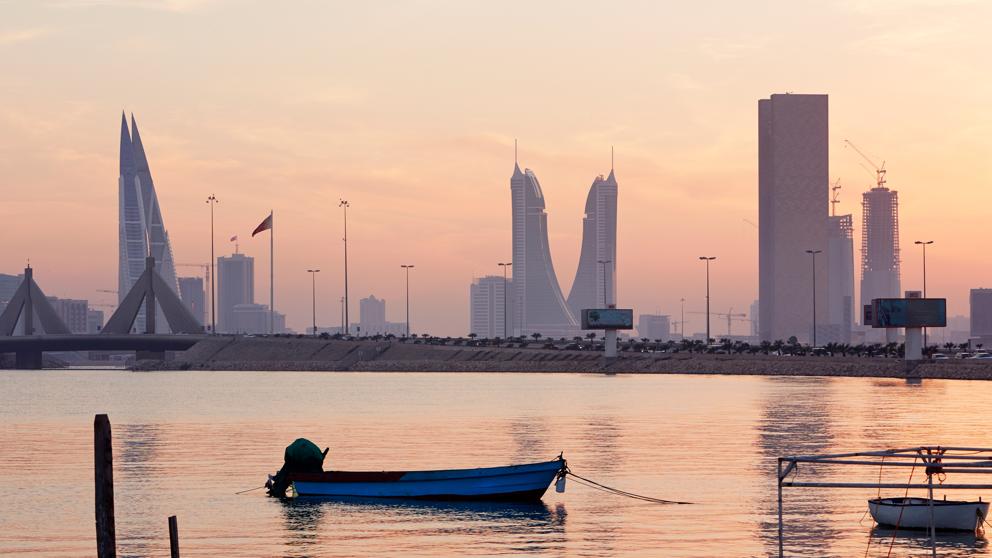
252 212 273 237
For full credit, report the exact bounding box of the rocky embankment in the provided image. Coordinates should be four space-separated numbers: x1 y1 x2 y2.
129 336 992 380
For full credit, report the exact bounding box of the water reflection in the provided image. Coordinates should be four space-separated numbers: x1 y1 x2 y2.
756 376 843 556
868 527 988 556
280 497 566 556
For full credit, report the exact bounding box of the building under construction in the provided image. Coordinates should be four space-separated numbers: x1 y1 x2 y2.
860 187 901 327
825 214 854 344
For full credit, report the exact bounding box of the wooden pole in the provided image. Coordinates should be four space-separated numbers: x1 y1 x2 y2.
168 515 180 558
94 414 116 558
777 458 785 558
928 474 937 557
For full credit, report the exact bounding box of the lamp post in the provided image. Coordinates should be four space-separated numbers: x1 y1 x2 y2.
680 297 686 340
805 249 822 347
498 262 512 338
206 194 219 334
339 199 350 335
307 269 320 335
698 257 716 343
401 265 414 337
915 240 934 350
597 259 612 306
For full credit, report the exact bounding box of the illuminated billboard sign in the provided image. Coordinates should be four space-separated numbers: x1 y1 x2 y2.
870 298 947 328
581 308 634 330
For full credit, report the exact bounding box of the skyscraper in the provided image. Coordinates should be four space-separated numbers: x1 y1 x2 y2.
567 170 618 318
118 112 179 333
860 186 901 325
217 253 254 333
359 295 386 336
970 288 992 344
511 163 577 337
178 276 206 327
825 214 855 343
470 275 512 338
758 93 829 342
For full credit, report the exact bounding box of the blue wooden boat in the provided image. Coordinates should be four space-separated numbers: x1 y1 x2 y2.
277 456 567 502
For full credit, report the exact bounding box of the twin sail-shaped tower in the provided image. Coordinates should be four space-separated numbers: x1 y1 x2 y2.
118 112 180 332
510 158 617 338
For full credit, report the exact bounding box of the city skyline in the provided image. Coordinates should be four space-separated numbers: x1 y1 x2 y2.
1 1 990 336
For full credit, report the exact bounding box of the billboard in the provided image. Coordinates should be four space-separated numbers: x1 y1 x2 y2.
871 298 947 328
581 308 634 330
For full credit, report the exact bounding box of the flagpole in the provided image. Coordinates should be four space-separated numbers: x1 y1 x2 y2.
270 209 274 335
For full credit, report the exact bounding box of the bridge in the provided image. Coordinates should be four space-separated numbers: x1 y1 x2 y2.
0 334 207 368
0 257 205 369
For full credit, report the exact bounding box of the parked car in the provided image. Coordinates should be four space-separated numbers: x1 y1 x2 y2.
931 353 950 360
970 353 992 360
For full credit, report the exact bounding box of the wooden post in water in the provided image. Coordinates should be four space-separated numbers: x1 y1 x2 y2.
168 515 180 558
928 473 937 557
777 458 784 558
94 414 116 558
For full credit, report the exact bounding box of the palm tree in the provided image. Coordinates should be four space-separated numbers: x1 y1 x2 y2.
531 332 542 341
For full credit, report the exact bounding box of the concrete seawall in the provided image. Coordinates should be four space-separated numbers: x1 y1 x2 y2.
130 336 992 380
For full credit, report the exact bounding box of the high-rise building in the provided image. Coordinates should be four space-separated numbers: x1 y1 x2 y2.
178 276 206 327
470 275 513 338
217 253 254 333
359 295 386 336
48 297 89 334
0 273 20 315
567 170 618 318
824 214 855 344
758 93 829 342
118 112 179 333
511 163 577 338
860 187 901 324
637 314 670 342
971 289 992 344
87 309 104 334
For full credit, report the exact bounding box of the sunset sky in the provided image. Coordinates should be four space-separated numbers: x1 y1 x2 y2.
1 0 990 336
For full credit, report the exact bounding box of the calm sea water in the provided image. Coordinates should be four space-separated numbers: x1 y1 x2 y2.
1 370 991 557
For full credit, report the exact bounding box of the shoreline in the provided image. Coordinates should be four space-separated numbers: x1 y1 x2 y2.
126 336 992 380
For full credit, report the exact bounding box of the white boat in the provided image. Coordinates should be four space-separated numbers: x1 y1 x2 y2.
868 497 989 532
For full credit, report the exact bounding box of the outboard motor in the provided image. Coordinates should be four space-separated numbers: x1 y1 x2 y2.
266 438 328 498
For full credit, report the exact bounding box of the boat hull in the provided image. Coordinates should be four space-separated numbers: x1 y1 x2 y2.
288 458 565 502
868 497 990 531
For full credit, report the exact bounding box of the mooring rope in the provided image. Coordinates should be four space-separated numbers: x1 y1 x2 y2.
566 471 693 505
235 486 266 495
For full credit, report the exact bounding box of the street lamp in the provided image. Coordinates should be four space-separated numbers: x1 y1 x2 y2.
498 262 512 338
307 269 320 335
698 257 716 343
915 240 934 349
597 259 612 306
680 297 686 340
400 265 414 337
805 249 822 347
339 199 350 334
206 194 219 334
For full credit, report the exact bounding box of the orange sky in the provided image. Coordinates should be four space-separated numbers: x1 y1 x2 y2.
1 0 990 335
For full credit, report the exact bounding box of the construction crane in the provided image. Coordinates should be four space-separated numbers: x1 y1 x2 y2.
843 139 886 189
830 179 842 216
688 308 749 337
96 289 117 295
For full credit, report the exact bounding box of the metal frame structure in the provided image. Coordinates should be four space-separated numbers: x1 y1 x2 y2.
777 446 992 557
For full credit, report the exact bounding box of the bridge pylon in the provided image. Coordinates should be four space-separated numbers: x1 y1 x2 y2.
103 257 203 335
0 266 71 337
